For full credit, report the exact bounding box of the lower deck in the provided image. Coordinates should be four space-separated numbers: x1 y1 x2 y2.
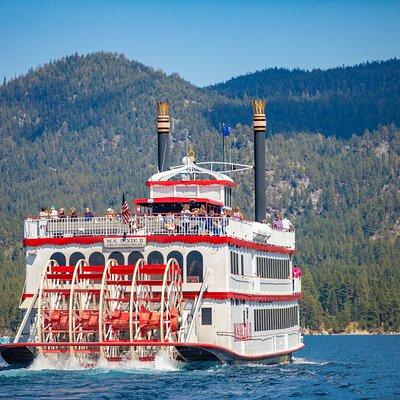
14 238 302 365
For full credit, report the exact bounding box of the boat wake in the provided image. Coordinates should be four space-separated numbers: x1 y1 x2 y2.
29 354 85 371
96 351 181 372
26 350 181 373
0 350 181 375
291 356 329 366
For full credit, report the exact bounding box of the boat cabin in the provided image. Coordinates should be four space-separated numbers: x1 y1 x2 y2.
145 156 236 211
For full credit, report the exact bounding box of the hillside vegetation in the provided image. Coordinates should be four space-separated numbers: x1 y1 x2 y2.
0 53 399 333
208 59 400 139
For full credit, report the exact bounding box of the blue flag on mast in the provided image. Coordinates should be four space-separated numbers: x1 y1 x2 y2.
221 123 232 137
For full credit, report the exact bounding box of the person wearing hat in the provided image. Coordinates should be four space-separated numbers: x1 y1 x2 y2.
84 207 94 221
49 205 59 219
106 208 115 220
59 208 66 219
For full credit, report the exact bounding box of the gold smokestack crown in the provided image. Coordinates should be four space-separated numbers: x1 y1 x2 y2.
157 101 169 116
252 99 266 132
188 145 195 162
157 101 170 133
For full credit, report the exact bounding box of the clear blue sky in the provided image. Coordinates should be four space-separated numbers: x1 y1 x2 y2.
0 0 399 87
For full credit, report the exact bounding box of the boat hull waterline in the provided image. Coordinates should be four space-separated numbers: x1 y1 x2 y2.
0 341 304 367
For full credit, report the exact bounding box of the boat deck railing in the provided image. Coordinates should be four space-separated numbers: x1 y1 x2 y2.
24 215 295 249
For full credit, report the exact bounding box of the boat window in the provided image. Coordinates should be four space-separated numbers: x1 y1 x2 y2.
256 255 290 279
167 251 184 271
187 251 203 283
109 251 124 265
148 251 164 265
230 251 239 275
69 252 85 266
89 252 105 266
224 187 232 208
201 307 212 325
253 306 299 331
128 251 144 265
50 252 66 266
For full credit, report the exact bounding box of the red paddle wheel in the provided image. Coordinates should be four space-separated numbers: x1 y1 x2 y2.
98 259 136 362
37 260 75 357
35 257 183 365
69 260 103 365
130 258 183 361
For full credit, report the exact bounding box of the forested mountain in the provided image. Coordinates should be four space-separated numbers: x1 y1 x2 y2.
0 53 399 333
208 59 400 138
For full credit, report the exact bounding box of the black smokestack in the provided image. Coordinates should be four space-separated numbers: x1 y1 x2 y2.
252 99 266 223
157 101 170 172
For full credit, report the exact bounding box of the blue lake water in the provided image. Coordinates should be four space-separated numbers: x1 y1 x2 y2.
0 335 399 399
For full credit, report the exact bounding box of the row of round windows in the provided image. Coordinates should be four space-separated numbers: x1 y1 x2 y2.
50 250 203 281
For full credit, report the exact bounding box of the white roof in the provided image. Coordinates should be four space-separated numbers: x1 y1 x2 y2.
148 157 235 184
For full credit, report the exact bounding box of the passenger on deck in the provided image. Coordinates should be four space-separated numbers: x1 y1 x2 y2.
39 207 48 219
180 204 191 234
106 208 115 220
282 215 294 232
207 210 220 236
164 212 176 233
84 208 94 221
221 208 228 234
156 213 165 232
196 205 207 234
272 213 283 230
70 207 78 220
232 207 244 222
38 207 48 236
58 208 66 219
49 206 59 219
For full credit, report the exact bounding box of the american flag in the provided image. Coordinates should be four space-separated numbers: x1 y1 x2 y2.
121 193 131 224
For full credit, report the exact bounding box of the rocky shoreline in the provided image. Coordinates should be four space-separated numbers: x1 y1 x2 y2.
301 328 400 335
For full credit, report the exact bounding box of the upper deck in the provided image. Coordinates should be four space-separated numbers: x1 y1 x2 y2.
25 154 296 251
24 215 295 250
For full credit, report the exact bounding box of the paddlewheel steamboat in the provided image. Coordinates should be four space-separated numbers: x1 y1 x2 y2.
0 100 303 367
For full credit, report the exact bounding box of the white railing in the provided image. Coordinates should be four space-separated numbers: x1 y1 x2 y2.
25 215 231 238
25 216 129 238
260 279 293 294
24 215 295 249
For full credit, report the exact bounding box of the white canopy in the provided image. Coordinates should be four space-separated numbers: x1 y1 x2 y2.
147 157 235 184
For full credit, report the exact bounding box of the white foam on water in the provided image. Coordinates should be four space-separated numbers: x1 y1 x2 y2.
29 354 85 371
95 355 155 372
25 350 181 373
291 356 329 366
105 350 179 371
243 362 279 368
154 350 180 371
240 357 329 368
